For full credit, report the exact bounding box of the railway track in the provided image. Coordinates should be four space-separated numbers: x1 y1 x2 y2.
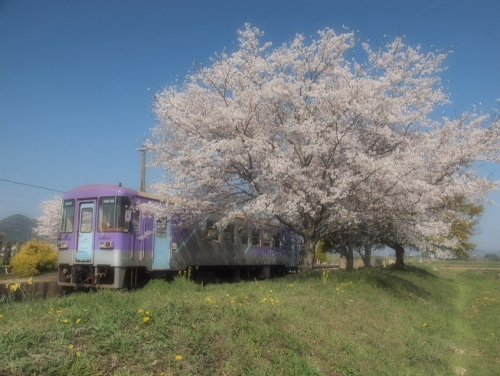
0 273 62 301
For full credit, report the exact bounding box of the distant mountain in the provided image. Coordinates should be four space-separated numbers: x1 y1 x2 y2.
0 214 37 243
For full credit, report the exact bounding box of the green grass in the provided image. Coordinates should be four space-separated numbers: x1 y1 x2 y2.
1 264 499 375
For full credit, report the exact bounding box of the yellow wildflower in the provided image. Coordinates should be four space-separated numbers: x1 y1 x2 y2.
138 309 144 313
9 283 20 292
76 351 81 357
28 277 33 285
61 319 69 323
423 323 428 327
68 344 74 349
145 311 150 315
143 317 150 323
76 318 81 324
175 355 182 360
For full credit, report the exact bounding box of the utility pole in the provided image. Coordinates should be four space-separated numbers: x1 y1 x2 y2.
136 147 146 192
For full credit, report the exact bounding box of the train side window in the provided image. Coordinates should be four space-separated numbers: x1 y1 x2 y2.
262 232 271 247
156 219 167 238
133 211 141 233
239 227 249 245
206 220 219 242
223 224 235 244
273 234 281 248
251 229 260 246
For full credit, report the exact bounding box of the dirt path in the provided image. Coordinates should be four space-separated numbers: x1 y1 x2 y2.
0 272 58 285
0 273 61 301
439 267 499 375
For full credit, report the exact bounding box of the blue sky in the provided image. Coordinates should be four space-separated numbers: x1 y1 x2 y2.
1 0 499 253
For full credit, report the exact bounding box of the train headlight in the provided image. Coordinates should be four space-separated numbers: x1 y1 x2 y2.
57 241 68 249
99 241 114 249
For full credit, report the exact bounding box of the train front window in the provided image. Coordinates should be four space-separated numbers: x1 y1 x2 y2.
98 197 130 232
60 199 75 233
80 208 93 233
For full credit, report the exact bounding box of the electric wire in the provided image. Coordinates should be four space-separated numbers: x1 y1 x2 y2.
0 178 64 193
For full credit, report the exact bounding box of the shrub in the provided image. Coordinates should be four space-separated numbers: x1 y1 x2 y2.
315 240 328 263
10 239 58 277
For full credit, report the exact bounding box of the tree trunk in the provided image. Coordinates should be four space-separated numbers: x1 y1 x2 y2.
392 244 405 270
3 241 12 266
384 241 405 270
15 242 22 258
299 238 317 271
363 242 372 268
345 242 354 271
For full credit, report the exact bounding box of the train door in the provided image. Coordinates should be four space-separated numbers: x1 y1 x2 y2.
152 218 171 270
291 242 298 267
75 202 95 263
132 211 144 261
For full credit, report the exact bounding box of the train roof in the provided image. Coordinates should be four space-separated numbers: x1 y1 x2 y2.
63 184 162 201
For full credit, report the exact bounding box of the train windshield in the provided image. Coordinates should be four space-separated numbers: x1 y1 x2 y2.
98 196 130 232
60 199 75 233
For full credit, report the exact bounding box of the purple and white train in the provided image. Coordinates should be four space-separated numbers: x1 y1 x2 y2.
57 184 299 288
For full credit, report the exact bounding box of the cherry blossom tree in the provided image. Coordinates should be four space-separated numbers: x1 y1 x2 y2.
34 195 62 243
148 24 500 270
372 110 499 268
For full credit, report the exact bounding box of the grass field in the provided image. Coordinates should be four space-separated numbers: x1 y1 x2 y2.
0 262 499 375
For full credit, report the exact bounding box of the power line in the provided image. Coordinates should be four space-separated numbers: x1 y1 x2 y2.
0 178 65 193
